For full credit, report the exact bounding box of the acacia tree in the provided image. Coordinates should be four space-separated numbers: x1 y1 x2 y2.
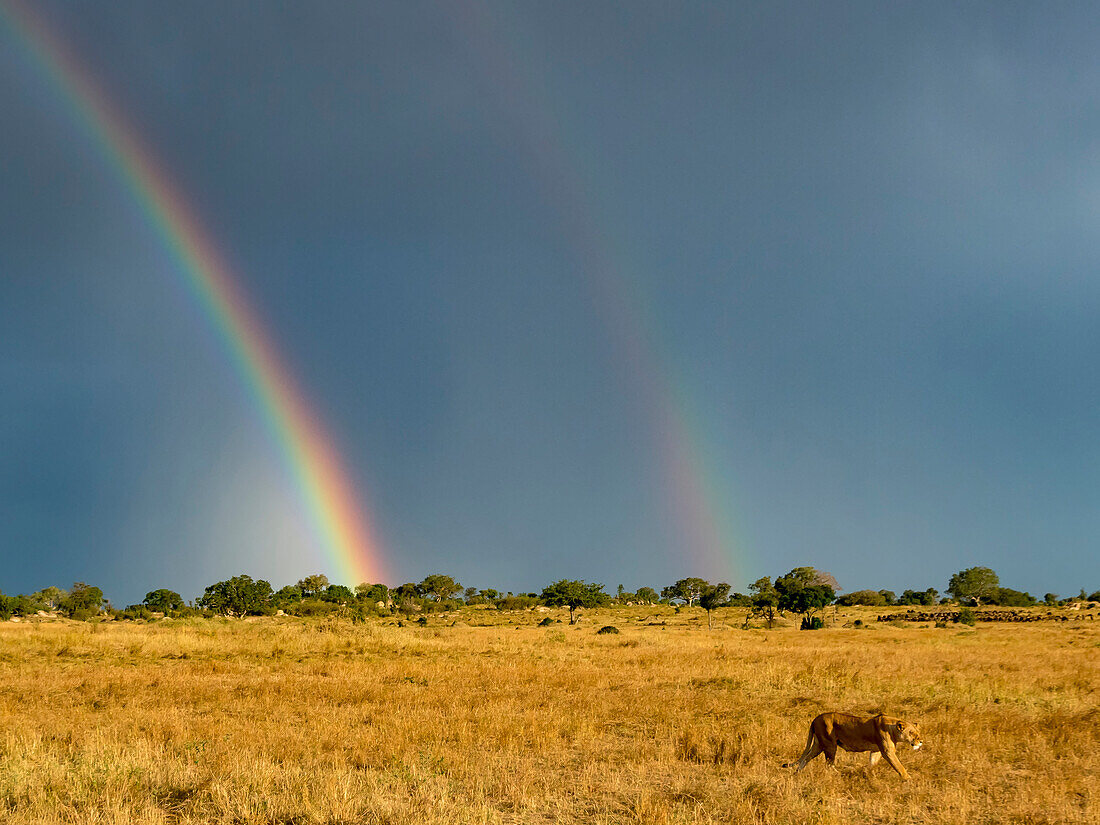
699 582 731 629
320 584 356 604
198 575 273 616
540 580 608 624
748 577 779 627
143 589 184 612
661 577 710 606
774 567 837 622
419 574 462 602
898 588 939 606
947 567 999 606
356 583 389 604
297 574 330 598
62 582 106 617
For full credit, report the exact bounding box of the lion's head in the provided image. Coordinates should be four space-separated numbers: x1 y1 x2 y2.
891 721 923 751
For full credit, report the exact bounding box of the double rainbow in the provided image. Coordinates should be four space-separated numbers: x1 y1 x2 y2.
2 1 387 586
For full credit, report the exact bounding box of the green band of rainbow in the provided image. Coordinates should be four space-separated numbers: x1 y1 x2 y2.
2 0 387 586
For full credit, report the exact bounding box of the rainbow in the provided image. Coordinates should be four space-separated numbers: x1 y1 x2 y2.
1 0 387 586
452 2 749 582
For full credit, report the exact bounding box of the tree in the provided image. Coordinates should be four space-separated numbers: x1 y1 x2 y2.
773 568 837 619
835 590 886 607
635 586 659 604
143 589 184 613
297 574 330 598
478 588 499 603
748 577 779 627
62 582 106 617
947 567 999 605
197 575 273 616
33 586 67 611
540 580 608 624
356 583 389 604
898 588 938 606
1044 592 1059 606
419 574 462 602
699 582 730 629
273 585 303 606
662 577 710 607
616 584 637 604
878 590 897 605
993 588 1036 607
321 584 355 604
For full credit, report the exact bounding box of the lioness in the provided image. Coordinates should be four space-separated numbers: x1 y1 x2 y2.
784 712 923 779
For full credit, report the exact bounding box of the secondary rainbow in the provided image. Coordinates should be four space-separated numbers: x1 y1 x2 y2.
453 2 750 583
2 0 387 586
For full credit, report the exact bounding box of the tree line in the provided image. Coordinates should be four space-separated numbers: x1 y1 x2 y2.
1 565 1096 623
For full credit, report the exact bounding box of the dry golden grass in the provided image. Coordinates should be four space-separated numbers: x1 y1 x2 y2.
0 607 1096 824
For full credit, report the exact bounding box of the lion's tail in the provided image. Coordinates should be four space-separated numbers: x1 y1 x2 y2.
781 725 816 768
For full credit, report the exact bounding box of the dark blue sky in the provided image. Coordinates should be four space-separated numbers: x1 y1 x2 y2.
3 1 1099 606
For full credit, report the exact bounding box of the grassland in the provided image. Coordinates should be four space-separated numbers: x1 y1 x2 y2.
0 607 1096 824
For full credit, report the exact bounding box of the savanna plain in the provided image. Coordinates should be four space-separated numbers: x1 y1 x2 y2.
0 607 1096 824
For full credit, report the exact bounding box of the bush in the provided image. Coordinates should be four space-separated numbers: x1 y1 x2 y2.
835 590 886 607
285 599 340 617
957 607 976 626
800 615 825 630
596 625 620 635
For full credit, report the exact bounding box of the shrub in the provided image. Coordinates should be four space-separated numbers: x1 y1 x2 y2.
835 590 886 607
596 625 620 635
957 607 976 626
800 615 825 630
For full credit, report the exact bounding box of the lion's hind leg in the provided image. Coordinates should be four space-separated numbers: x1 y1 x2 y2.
784 728 822 774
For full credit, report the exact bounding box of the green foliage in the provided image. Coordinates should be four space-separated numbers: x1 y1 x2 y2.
116 605 154 621
320 584 356 604
419 574 462 602
495 594 539 610
898 588 939 606
284 599 341 617
661 577 710 606
957 607 976 626
878 589 897 605
947 567 1000 605
634 586 660 604
142 589 184 612
835 589 886 606
1089 591 1100 603
197 574 273 616
1044 592 1059 606
699 582 730 628
61 583 106 617
356 583 389 604
774 568 836 616
748 577 779 627
800 615 825 630
273 585 303 606
992 588 1037 607
540 580 608 624
33 586 67 610
0 592 11 620
296 574 330 598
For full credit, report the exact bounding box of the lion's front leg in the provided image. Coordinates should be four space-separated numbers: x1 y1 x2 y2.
879 742 910 780
869 751 881 767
